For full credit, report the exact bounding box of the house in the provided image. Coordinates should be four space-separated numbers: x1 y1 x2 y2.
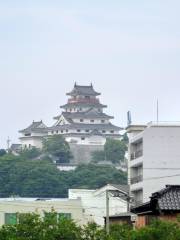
127 122 180 204
104 212 137 226
69 184 129 226
0 197 85 226
131 185 180 228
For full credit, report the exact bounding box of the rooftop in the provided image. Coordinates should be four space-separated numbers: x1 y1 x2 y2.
19 121 47 133
67 83 101 96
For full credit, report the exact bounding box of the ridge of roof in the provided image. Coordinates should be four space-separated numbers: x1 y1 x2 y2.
19 121 47 133
67 84 101 96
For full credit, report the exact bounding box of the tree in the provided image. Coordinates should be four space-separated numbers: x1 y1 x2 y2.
92 150 105 163
0 149 6 157
104 139 127 164
20 147 41 159
42 135 73 164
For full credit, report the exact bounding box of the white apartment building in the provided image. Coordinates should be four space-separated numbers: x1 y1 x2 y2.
69 184 128 226
127 122 180 205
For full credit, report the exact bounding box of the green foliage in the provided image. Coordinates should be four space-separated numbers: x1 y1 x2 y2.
92 138 128 164
0 149 6 157
0 154 126 198
42 135 73 163
1 213 180 240
19 147 41 159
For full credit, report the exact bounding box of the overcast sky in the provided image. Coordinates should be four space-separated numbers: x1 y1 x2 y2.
0 0 180 148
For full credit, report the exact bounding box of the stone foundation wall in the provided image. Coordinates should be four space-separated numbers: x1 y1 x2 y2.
69 143 104 165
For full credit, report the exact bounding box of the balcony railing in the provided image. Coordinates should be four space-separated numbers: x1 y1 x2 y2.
130 175 143 184
130 150 143 160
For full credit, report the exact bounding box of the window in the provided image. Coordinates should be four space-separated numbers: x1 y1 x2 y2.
85 130 90 132
29 144 31 148
102 130 106 133
77 129 81 132
5 213 17 225
56 130 58 134
61 130 63 133
25 133 31 136
80 119 84 122
81 137 85 140
79 108 82 111
58 213 71 220
51 131 54 134
101 120 105 123
66 130 68 133
90 120 94 123
85 96 90 99
110 130 114 133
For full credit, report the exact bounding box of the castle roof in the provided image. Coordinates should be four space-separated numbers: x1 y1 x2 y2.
54 109 114 120
60 102 107 109
66 83 101 96
48 123 122 131
19 121 47 133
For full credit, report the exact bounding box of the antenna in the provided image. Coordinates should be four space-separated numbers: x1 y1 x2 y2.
127 111 132 126
7 136 11 152
156 99 159 123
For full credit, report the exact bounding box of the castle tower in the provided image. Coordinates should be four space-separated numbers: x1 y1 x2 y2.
48 84 122 145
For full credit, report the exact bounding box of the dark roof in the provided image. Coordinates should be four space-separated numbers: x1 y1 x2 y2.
111 184 129 194
132 185 180 214
48 123 122 131
60 102 107 109
54 109 114 120
19 121 47 133
67 83 101 96
152 185 180 211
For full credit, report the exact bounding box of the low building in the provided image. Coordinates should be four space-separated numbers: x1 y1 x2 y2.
104 212 137 226
127 122 180 205
131 185 180 228
69 184 129 226
0 198 85 226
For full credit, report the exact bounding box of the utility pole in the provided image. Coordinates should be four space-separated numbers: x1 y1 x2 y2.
106 190 110 234
7 137 11 153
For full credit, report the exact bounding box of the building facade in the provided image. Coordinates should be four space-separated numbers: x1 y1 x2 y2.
0 198 84 226
69 184 128 226
127 122 180 205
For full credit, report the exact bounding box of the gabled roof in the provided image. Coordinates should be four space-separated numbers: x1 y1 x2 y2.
19 121 47 133
66 83 101 96
54 109 114 120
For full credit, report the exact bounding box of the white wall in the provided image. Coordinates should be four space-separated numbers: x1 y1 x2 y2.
69 186 127 226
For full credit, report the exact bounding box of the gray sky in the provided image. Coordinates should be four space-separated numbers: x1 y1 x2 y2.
0 0 180 148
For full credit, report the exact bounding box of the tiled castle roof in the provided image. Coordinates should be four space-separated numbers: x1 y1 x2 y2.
19 121 47 133
67 83 101 96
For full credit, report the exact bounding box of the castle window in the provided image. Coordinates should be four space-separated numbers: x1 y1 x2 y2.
77 129 81 132
81 137 85 140
85 130 90 132
66 130 68 133
79 108 82 111
85 96 90 99
80 119 84 122
102 130 106 133
51 131 54 134
101 120 105 123
110 130 114 133
25 133 31 136
90 120 94 123
61 130 63 133
56 131 58 134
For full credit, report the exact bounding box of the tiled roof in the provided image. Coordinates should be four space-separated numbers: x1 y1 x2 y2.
60 102 107 109
48 123 122 131
67 84 101 96
152 185 180 210
19 121 47 133
54 109 114 120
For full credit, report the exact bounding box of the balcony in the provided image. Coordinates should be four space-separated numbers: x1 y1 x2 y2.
130 175 143 184
130 150 143 160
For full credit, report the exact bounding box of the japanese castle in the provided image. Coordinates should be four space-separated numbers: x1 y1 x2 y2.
19 84 122 149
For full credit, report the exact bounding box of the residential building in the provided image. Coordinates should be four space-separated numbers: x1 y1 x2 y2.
127 122 180 205
104 212 137 226
69 184 129 226
131 185 180 228
0 198 85 226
